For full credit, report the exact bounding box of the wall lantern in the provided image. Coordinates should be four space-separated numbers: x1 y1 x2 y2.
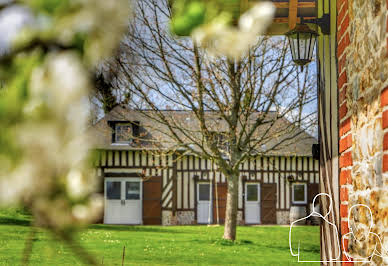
286 14 330 68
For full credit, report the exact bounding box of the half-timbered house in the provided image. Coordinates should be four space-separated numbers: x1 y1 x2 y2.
90 106 318 225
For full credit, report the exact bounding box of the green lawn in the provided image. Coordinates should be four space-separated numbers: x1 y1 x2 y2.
0 209 320 265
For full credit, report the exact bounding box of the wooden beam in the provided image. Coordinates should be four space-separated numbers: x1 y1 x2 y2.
288 0 298 29
247 1 315 9
274 2 315 9
266 17 316 35
273 17 316 24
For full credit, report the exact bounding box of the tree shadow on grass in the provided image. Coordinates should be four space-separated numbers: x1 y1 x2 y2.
190 239 255 246
0 217 31 226
89 224 187 234
259 243 320 253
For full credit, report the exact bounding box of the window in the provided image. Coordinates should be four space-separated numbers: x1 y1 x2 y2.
109 121 140 144
126 181 140 200
115 123 133 144
198 184 210 201
292 183 307 204
246 184 258 201
106 181 121 200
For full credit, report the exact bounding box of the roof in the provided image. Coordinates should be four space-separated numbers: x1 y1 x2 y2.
90 106 317 157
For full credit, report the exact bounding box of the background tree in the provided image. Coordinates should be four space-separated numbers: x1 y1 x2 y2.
109 0 317 240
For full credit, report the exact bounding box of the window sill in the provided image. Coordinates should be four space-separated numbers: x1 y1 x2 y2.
111 143 130 146
291 202 307 205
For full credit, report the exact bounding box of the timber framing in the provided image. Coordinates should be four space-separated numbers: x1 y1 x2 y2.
95 149 319 224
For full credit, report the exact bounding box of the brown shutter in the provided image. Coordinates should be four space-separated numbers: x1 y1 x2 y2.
307 183 319 213
143 176 162 225
213 183 227 224
261 183 277 224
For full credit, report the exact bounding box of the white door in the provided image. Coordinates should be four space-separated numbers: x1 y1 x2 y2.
104 178 142 224
197 183 212 224
245 183 261 224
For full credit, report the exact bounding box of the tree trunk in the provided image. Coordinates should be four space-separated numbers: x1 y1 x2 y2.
223 172 239 240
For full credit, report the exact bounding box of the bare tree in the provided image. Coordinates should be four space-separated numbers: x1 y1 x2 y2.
112 0 316 240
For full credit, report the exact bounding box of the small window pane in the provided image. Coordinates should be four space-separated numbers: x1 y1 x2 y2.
293 38 299 58
293 184 306 202
115 123 132 143
199 184 210 201
107 181 121 200
309 37 316 59
126 182 140 200
247 185 258 201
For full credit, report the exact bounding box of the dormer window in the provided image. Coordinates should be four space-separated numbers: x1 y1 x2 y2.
109 121 140 145
115 123 133 144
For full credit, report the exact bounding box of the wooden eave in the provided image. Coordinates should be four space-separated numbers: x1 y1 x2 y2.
241 0 317 35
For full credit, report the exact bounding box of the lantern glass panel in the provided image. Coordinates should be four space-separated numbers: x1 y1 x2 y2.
299 32 312 60
299 38 307 60
289 35 296 59
309 36 316 59
293 37 299 59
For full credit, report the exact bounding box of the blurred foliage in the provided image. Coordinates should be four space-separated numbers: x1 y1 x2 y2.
170 0 241 36
169 0 275 59
27 0 72 15
0 1 130 264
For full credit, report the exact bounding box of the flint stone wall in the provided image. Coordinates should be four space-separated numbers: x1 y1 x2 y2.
338 0 388 264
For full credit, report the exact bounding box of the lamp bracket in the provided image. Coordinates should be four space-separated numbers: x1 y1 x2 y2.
301 14 330 35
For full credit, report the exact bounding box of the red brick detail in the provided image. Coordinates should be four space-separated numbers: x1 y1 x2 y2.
338 14 349 40
383 154 388 172
337 0 348 13
339 86 347 104
338 54 347 75
338 33 350 58
340 204 348 218
339 134 352 153
341 221 350 235
340 170 351 185
340 152 352 168
342 254 353 264
339 103 348 120
340 187 349 201
337 4 347 25
384 133 388 151
381 87 388 107
383 110 388 129
340 118 351 136
338 71 348 90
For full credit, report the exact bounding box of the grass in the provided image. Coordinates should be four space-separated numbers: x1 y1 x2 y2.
0 209 320 265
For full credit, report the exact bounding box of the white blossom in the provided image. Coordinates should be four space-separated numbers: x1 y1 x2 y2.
0 0 130 230
192 2 275 59
30 52 90 115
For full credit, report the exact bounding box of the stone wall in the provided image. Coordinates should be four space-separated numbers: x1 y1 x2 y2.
162 210 174 225
165 210 287 225
176 211 195 225
277 210 290 225
337 0 388 264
